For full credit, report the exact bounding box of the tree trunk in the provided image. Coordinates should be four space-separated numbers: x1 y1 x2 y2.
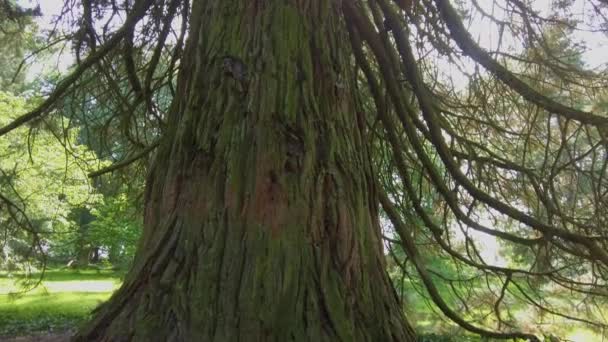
90 246 100 263
76 1 415 340
77 245 91 266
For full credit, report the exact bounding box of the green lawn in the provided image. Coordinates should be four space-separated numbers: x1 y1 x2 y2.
0 269 122 336
0 269 602 341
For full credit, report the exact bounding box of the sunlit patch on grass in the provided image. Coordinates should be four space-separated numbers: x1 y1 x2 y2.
42 280 119 293
0 280 120 295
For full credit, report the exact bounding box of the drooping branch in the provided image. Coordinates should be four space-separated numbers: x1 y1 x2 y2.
377 0 608 267
377 187 539 341
0 0 155 137
347 0 608 335
347 0 544 248
348 4 565 278
88 141 160 178
434 0 608 128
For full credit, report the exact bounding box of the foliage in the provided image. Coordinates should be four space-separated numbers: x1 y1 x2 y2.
88 193 142 267
0 91 105 269
0 1 47 94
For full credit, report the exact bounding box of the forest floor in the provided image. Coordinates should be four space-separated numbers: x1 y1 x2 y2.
0 269 122 339
0 269 599 341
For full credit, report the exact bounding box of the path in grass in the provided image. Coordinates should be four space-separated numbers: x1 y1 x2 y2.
0 269 123 338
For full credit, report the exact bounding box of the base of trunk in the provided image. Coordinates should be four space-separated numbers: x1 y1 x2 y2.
75 211 416 341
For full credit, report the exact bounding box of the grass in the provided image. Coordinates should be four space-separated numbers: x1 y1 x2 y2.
0 268 123 336
1 269 603 341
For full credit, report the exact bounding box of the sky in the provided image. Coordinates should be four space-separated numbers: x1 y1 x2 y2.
469 0 608 68
18 0 608 67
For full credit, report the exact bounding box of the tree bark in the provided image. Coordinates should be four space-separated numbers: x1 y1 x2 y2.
75 1 415 340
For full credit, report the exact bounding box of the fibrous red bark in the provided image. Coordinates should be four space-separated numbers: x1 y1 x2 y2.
75 1 416 340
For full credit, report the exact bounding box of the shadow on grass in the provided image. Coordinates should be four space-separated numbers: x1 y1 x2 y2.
0 292 111 336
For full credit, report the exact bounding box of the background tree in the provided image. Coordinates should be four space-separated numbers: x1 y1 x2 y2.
0 0 43 93
0 91 104 272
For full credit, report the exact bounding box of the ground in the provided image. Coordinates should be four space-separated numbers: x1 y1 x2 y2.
0 269 599 341
0 268 122 339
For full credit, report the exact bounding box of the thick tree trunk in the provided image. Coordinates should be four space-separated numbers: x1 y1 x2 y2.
75 1 415 341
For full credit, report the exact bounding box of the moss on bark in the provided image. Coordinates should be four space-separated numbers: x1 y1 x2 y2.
74 1 416 341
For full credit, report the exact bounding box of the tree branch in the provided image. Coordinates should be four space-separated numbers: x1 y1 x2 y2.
0 0 154 137
435 0 608 128
88 141 159 178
